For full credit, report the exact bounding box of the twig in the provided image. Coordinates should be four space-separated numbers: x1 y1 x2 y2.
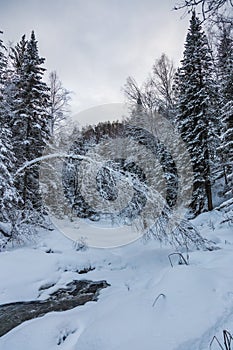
152 293 166 307
223 330 233 350
210 335 224 350
210 330 233 350
168 253 188 267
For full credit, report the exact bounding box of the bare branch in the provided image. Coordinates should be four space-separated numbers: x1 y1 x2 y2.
210 335 225 350
174 0 233 22
48 71 72 135
152 293 166 307
168 252 189 267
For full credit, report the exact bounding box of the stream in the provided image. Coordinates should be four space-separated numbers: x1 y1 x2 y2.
0 279 109 337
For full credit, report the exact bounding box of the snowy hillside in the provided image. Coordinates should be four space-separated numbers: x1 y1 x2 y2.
0 202 232 350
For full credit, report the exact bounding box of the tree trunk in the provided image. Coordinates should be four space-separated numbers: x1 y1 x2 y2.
205 178 213 211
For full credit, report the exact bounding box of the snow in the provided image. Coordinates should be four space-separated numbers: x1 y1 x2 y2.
0 206 232 350
52 216 142 248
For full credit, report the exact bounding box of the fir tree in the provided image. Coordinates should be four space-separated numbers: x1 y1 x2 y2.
0 31 18 235
0 119 18 225
217 24 233 194
0 31 6 89
0 31 12 223
174 11 215 215
10 31 51 212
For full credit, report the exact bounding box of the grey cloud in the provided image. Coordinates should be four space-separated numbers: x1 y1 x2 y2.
0 0 189 125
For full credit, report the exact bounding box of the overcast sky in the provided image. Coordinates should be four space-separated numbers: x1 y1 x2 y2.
0 0 189 125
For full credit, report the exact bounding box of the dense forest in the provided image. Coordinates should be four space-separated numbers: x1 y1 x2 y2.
0 7 232 249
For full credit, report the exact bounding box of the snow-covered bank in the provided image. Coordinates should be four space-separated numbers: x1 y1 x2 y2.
0 204 232 350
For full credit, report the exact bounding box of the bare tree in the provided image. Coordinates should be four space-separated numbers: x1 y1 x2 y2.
124 76 144 107
151 53 176 117
124 54 176 119
174 0 233 22
48 71 71 135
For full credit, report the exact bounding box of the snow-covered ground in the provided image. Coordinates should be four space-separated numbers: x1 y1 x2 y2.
0 204 232 350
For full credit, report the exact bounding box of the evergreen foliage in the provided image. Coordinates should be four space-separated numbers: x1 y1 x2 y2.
0 31 17 223
174 11 215 215
0 14 232 247
217 24 233 194
10 31 51 211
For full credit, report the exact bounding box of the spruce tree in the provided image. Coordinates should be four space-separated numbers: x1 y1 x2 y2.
0 31 6 88
10 31 51 212
0 117 18 226
0 31 18 234
217 24 233 194
174 11 215 215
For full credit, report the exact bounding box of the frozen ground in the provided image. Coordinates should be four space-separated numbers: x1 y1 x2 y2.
0 202 232 350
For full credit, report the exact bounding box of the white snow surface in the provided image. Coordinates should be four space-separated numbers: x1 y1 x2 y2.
0 207 233 350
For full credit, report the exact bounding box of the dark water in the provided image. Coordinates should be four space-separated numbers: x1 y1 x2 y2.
0 279 109 337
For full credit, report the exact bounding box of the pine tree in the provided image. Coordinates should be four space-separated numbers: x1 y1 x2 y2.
0 31 12 223
0 31 18 237
0 118 18 225
217 24 233 194
174 11 215 216
10 31 51 212
0 31 6 86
